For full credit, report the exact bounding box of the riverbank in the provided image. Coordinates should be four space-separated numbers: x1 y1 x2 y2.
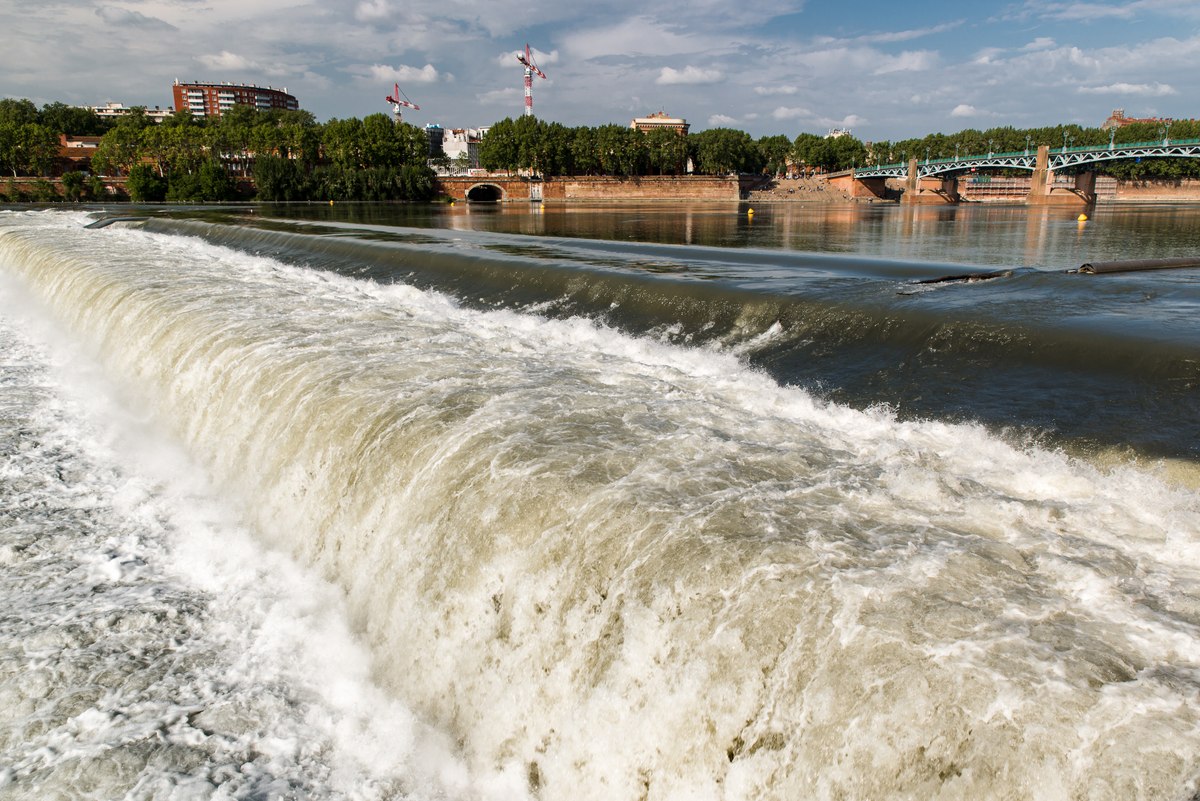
8 173 1200 205
744 176 856 203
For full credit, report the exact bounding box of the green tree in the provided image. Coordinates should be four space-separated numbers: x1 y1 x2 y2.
646 127 689 175
0 122 59 177
321 117 367 171
60 170 85 200
479 118 520 172
40 102 108 136
253 154 308 201
399 163 436 200
0 99 38 128
91 111 154 176
30 179 58 202
826 135 867 170
790 132 828 173
757 134 792 176
594 124 646 176
198 159 236 200
126 163 167 201
570 127 600 175
87 175 107 199
691 128 760 175
361 112 408 169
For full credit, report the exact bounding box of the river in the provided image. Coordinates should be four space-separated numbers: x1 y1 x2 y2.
0 201 1198 800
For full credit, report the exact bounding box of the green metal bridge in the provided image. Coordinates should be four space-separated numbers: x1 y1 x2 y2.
852 138 1200 180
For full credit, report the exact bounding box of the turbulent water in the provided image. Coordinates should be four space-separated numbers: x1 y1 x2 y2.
1 208 1199 800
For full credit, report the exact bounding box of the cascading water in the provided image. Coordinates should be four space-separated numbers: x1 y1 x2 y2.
2 210 1199 800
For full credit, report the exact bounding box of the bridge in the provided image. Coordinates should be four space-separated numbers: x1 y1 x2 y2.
828 139 1200 206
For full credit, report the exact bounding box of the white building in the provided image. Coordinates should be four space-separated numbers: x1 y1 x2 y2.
88 103 173 124
430 126 489 173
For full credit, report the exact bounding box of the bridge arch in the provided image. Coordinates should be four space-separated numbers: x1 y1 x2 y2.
466 183 504 202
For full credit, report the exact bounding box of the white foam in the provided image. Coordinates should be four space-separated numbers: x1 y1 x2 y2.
0 211 494 801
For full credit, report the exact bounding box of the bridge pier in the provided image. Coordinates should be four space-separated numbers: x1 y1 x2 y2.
900 159 961 205
826 173 888 199
1026 145 1095 207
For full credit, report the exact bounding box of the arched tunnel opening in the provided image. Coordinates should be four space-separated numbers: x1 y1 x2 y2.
467 184 503 202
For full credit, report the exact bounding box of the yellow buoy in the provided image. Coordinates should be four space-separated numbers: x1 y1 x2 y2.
329 200 334 206
747 208 755 217
1077 213 1088 222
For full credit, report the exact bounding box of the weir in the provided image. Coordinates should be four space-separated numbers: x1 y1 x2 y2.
2 213 1200 800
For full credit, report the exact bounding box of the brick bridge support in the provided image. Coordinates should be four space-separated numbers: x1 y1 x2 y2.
827 173 888 199
1026 145 1096 207
900 158 960 204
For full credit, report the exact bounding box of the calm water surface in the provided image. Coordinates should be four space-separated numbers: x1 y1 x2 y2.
253 199 1200 268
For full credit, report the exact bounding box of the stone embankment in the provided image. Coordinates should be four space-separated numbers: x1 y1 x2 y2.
744 177 856 203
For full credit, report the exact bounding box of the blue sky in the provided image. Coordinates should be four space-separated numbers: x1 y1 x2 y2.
2 0 1198 141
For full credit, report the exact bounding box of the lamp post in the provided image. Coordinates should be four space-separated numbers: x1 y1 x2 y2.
1109 127 1116 151
987 138 994 157
954 142 960 160
1025 134 1031 156
1062 131 1068 152
1164 118 1173 145
925 146 930 164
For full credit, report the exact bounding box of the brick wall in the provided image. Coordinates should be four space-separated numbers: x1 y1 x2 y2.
546 175 740 201
1108 178 1200 201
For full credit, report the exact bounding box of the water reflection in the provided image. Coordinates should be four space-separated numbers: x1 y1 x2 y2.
251 201 1200 271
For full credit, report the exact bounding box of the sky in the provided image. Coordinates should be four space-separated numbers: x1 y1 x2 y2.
2 0 1198 142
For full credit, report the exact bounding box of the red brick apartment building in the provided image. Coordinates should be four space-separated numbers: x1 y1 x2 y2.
171 80 299 117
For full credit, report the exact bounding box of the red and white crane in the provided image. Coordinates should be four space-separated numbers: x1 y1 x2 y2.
385 83 420 124
516 44 546 117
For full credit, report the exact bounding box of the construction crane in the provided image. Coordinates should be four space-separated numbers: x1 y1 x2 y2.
516 44 546 117
385 83 419 124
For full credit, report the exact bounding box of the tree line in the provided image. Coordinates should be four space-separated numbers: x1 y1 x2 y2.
0 98 435 202
2 94 1199 203
478 116 806 177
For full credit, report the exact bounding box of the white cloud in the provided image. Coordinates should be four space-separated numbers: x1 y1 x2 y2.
873 50 938 74
851 21 964 44
367 63 440 84
477 87 521 105
1078 81 1177 95
708 113 738 126
198 51 259 71
772 106 815 121
951 103 980 117
1022 37 1056 51
355 0 390 22
754 85 798 96
656 66 723 85
498 47 559 69
561 16 724 60
94 6 177 30
972 47 1006 64
1045 2 1137 21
